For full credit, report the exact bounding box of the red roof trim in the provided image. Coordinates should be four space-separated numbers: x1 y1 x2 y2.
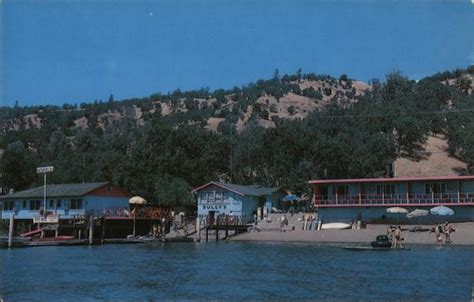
191 182 245 196
315 203 474 208
308 175 474 185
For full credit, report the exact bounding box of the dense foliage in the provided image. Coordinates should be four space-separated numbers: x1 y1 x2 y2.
1 67 473 209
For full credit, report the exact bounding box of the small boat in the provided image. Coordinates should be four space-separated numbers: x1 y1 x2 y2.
343 245 410 251
343 234 410 251
164 236 194 243
370 235 392 248
102 238 152 244
0 236 31 248
320 222 351 230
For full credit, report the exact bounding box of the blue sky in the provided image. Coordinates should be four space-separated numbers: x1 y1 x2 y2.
2 0 474 107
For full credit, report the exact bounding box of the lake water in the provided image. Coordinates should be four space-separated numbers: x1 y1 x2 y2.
1 242 473 301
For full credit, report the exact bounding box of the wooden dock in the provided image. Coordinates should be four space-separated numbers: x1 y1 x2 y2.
203 215 250 242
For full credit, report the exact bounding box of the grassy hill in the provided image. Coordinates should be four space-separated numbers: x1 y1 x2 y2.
1 66 473 206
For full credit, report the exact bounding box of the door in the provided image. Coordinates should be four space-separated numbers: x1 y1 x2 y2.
208 211 216 225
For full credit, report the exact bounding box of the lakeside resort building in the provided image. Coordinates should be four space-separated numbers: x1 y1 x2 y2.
309 175 474 224
0 182 130 232
193 182 283 223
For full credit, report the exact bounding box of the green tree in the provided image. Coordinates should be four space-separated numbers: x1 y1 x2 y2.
0 141 38 191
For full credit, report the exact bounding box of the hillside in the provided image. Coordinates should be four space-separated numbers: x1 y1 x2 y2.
0 73 369 135
1 66 473 206
394 135 468 177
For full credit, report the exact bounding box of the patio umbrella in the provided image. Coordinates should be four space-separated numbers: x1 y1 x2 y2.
407 209 429 219
386 207 408 214
282 194 299 202
282 194 299 214
129 196 147 236
430 206 454 216
386 207 408 224
129 196 147 205
407 208 429 226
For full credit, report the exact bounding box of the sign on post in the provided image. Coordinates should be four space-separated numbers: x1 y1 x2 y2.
36 166 54 174
36 166 54 217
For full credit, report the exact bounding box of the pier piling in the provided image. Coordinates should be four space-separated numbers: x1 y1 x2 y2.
196 217 201 242
101 218 106 243
89 216 94 245
8 214 14 248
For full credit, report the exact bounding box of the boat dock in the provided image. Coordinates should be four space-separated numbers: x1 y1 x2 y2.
2 206 177 248
201 215 250 242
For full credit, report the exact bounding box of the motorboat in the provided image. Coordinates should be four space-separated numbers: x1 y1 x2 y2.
370 235 392 248
343 234 410 251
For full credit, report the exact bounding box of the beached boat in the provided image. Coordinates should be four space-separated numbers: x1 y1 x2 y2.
320 222 351 230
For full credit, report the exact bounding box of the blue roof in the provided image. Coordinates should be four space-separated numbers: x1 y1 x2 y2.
0 182 109 199
193 181 279 197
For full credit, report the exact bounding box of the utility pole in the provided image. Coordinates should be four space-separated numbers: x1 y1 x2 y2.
36 166 54 217
229 125 234 183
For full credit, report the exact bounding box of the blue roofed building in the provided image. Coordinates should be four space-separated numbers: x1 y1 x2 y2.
192 181 283 223
0 182 130 222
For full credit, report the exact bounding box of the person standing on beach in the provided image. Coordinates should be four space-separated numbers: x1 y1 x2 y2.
393 226 403 248
443 222 453 243
387 226 395 247
434 224 444 247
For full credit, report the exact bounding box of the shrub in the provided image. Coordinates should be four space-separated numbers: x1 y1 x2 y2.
259 110 269 120
271 115 281 125
302 87 323 100
287 105 296 115
269 104 278 113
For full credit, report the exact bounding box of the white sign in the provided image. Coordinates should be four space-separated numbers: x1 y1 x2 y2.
36 166 54 174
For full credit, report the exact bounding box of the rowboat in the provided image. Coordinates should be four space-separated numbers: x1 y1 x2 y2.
320 222 351 230
343 245 410 251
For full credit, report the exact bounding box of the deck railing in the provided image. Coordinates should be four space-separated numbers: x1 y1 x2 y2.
200 214 249 226
33 215 59 223
313 192 474 206
102 207 171 219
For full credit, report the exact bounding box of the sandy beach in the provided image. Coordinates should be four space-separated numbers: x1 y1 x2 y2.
230 222 474 246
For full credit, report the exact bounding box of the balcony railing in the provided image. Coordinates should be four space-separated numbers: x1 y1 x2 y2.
313 192 474 206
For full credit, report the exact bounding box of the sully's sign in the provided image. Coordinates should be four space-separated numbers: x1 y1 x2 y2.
202 204 227 210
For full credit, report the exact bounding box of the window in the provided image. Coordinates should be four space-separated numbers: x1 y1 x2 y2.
29 200 41 210
56 200 61 208
222 192 230 203
433 183 447 194
320 186 329 196
332 185 348 196
23 200 27 209
3 200 15 211
70 199 83 210
49 200 55 209
377 184 395 195
447 182 456 191
208 191 216 202
425 183 447 194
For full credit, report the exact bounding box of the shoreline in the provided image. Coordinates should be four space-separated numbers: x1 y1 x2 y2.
229 222 474 246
